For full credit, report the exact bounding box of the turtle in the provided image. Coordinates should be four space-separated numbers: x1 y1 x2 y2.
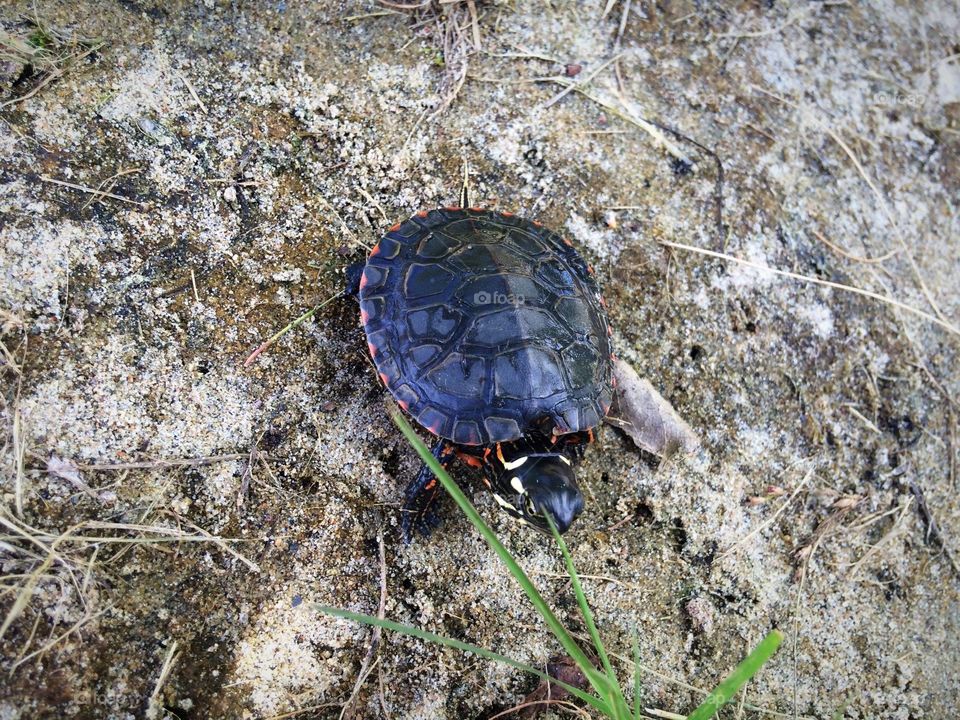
346 185 615 542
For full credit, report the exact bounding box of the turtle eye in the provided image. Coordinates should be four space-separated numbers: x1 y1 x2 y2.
524 496 538 517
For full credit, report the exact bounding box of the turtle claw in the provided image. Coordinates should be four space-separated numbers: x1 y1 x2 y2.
401 508 443 544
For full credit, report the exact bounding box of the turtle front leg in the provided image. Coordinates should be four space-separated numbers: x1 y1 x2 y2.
401 439 457 543
345 261 364 298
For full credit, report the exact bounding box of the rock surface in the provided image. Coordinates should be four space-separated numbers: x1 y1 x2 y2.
1 1 958 718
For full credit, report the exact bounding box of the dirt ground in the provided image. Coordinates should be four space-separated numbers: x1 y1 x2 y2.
1 1 959 718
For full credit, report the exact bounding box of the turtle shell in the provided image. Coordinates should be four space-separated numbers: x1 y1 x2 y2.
359 207 614 445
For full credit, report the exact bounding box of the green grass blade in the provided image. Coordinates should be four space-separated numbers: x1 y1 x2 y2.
315 605 610 714
546 513 629 716
389 406 614 700
632 630 642 720
830 695 852 719
686 630 783 720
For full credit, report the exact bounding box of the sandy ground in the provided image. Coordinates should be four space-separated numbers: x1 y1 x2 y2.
1 1 959 718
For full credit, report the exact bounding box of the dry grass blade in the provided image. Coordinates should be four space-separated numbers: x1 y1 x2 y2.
339 529 387 720
432 2 472 116
0 504 264 670
146 640 180 719
86 520 261 572
487 698 592 720
643 709 686 720
0 39 103 110
660 240 960 339
750 84 952 326
40 175 146 206
846 499 912 580
810 228 899 265
8 605 110 673
179 73 207 113
78 453 250 471
541 53 623 109
78 167 143 212
546 78 695 168
12 402 25 517
0 512 83 644
714 5 812 40
720 469 813 560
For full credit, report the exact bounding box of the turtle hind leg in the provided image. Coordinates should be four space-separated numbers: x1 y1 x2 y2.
401 439 457 543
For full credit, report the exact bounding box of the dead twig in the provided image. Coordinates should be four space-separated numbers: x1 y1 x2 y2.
908 479 960 577
78 453 251 471
339 528 387 720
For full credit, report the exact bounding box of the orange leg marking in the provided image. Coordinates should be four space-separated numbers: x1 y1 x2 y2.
456 451 484 468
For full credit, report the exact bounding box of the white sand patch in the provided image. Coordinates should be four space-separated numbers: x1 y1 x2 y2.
0 207 104 327
936 61 960 105
565 211 618 260
795 300 835 339
19 337 257 462
710 235 777 291
98 44 187 124
232 602 359 717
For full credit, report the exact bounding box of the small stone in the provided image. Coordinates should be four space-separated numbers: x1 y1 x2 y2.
223 185 237 204
685 596 715 636
271 268 303 283
565 63 583 77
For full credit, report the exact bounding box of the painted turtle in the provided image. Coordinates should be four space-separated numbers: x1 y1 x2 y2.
347 193 614 542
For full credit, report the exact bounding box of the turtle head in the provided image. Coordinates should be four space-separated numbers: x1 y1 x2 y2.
489 452 584 534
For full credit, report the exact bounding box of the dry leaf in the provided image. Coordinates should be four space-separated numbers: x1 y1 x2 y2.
47 455 86 487
606 358 699 457
47 455 115 502
518 654 593 718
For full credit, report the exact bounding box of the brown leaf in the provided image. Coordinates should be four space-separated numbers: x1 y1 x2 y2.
517 654 592 719
606 358 699 457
